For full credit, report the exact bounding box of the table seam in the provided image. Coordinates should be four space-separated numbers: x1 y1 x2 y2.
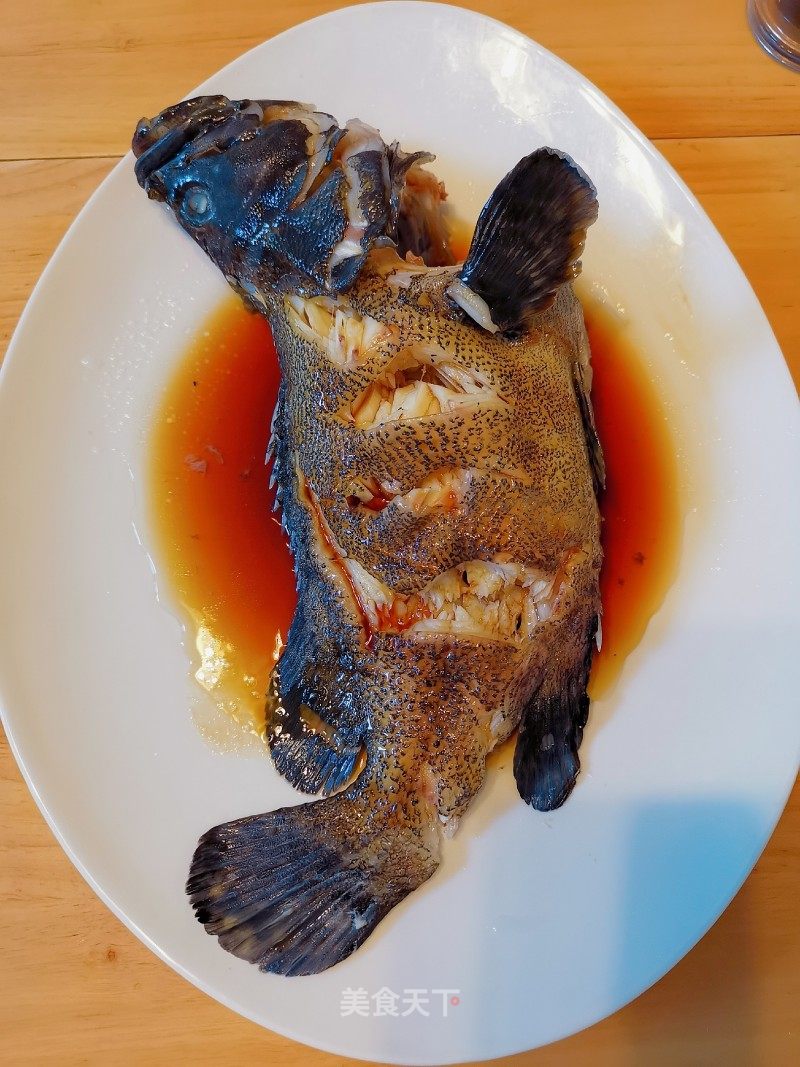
1 129 799 165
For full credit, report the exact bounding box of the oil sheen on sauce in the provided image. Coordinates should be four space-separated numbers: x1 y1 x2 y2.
148 290 680 748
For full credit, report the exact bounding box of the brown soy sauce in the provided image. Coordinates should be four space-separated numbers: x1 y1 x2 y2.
149 301 295 739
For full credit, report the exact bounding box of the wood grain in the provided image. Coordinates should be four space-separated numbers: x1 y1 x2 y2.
0 2 799 1062
0 157 116 354
658 135 800 387
1 0 799 162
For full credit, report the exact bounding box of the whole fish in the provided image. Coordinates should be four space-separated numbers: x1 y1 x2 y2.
133 96 603 976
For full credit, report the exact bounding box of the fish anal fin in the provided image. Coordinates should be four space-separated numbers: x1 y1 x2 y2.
514 616 597 810
452 148 598 335
266 663 365 796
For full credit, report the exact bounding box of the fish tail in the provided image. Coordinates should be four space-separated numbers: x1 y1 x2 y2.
187 787 439 976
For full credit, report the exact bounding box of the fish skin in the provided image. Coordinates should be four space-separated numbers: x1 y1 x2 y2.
267 253 601 822
133 96 447 299
134 97 602 975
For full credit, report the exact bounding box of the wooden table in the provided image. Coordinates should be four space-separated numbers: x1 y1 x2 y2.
1 2 798 1063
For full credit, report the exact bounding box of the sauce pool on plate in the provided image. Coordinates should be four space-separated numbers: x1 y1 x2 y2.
148 302 295 742
148 291 680 746
585 302 681 697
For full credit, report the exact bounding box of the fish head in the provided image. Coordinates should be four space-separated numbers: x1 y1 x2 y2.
132 95 400 298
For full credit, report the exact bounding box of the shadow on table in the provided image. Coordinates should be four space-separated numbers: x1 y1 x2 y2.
470 797 761 1067
610 798 759 1067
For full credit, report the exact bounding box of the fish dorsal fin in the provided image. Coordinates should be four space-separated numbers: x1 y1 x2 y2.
450 148 598 335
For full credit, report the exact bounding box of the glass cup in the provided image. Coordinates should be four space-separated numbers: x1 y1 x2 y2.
748 0 800 70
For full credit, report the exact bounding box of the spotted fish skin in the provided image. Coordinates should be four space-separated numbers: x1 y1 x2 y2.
134 98 602 976
269 262 601 807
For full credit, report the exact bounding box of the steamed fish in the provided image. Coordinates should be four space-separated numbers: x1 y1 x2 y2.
133 96 603 976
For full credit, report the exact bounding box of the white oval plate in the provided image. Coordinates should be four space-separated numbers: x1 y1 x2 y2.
1 3 798 1062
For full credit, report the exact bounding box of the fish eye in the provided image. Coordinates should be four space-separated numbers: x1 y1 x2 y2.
179 184 213 225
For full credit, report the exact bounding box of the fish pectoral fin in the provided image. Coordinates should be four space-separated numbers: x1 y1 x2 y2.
387 143 457 267
187 790 439 976
513 616 597 810
449 148 598 335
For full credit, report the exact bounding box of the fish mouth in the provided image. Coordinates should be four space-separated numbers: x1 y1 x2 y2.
132 95 261 192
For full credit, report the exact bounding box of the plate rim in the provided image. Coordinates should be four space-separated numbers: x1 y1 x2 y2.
1 3 798 1062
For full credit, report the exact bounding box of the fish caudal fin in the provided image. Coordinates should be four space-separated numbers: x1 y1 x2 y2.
513 617 597 810
450 148 598 335
187 791 439 976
